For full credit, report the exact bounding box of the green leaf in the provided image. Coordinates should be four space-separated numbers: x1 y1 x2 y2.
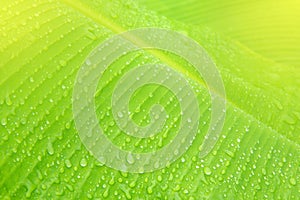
138 0 300 68
0 0 299 199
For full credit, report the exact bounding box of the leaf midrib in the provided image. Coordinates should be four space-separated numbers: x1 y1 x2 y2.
59 0 300 148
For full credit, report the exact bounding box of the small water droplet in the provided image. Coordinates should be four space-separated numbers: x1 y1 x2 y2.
173 185 181 191
29 77 34 83
47 141 54 155
274 100 283 110
5 96 12 106
117 112 123 118
283 114 296 125
65 159 72 168
1 118 7 126
65 183 74 192
24 179 35 198
59 60 67 67
289 177 296 186
261 168 266 175
103 189 109 198
65 122 71 129
20 117 27 125
225 150 234 157
174 149 179 155
126 153 135 164
154 161 159 169
147 186 153 194
80 158 87 167
204 166 212 175
245 126 250 132
157 175 162 182
85 59 91 65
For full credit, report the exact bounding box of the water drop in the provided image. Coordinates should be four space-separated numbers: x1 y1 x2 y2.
65 159 72 168
147 186 153 194
154 161 159 169
225 150 234 157
85 59 91 66
173 185 181 191
24 179 35 198
59 60 66 67
126 153 135 164
65 122 71 129
157 175 162 182
20 117 27 125
87 193 93 199
47 141 54 155
80 158 87 167
289 177 296 186
117 112 123 118
204 167 212 175
1 118 7 126
274 100 283 110
110 11 118 19
5 96 12 106
261 168 266 175
29 77 34 83
245 126 249 132
283 114 296 125
103 189 109 198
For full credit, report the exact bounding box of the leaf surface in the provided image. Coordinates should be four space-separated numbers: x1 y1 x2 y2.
0 0 299 199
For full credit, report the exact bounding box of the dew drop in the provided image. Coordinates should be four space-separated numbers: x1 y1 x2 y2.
65 122 71 129
225 150 234 157
65 183 74 192
126 153 135 164
117 112 123 118
5 96 12 106
154 161 159 169
1 118 7 126
85 59 91 66
59 60 66 67
80 158 87 167
24 179 35 198
103 189 109 198
110 11 118 19
274 100 283 110
157 175 162 182
29 77 34 83
204 166 212 175
87 193 93 199
245 126 249 132
65 159 72 168
147 186 153 194
20 117 27 125
173 185 181 191
289 177 296 186
283 114 296 125
261 168 266 175
47 141 54 155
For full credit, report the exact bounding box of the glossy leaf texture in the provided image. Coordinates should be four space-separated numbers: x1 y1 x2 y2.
0 0 299 199
139 0 300 68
